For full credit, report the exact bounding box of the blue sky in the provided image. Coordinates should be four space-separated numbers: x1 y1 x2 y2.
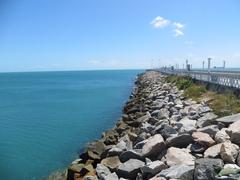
1 0 240 72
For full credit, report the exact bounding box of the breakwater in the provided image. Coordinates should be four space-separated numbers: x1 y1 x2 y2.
64 71 240 180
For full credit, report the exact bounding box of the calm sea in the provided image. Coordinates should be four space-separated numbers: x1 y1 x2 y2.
0 70 143 180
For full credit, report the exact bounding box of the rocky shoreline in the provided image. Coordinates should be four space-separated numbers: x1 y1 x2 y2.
61 71 240 180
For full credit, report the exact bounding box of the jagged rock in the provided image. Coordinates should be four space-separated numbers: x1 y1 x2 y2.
156 164 194 180
136 112 151 123
102 130 119 145
237 152 240 166
119 150 144 162
215 128 230 143
141 160 167 176
176 117 196 133
102 172 119 180
220 141 239 163
188 143 205 153
118 135 133 150
164 147 195 166
197 125 219 138
141 122 155 133
227 120 240 145
101 156 121 170
216 113 240 126
218 164 240 177
157 108 170 119
141 134 166 158
80 141 107 162
196 112 218 128
117 159 145 179
108 147 123 157
166 133 193 148
192 131 215 147
204 143 223 158
159 124 178 139
194 158 224 180
96 164 111 179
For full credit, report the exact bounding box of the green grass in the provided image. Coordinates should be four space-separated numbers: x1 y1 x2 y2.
165 75 240 117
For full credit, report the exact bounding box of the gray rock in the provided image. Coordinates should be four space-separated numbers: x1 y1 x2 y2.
194 158 224 180
158 108 170 119
197 112 218 128
141 160 167 176
220 141 239 163
103 172 119 180
197 125 219 138
227 120 240 145
108 147 123 157
159 124 178 139
176 117 196 133
204 143 223 158
142 134 166 158
136 112 151 123
166 133 193 148
215 128 230 143
96 164 111 179
216 113 240 126
157 164 194 180
164 147 195 166
119 150 144 162
117 159 145 179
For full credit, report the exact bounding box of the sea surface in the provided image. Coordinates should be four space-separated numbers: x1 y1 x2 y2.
0 70 142 180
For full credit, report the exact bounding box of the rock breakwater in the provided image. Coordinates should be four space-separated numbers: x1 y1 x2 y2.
65 71 240 180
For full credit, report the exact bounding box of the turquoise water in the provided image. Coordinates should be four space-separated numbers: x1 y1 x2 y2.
0 70 142 180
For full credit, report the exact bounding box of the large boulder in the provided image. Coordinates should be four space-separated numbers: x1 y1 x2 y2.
176 117 196 133
164 147 195 166
119 150 144 162
215 128 230 143
204 143 223 158
117 159 145 179
102 129 119 145
220 141 239 163
141 134 166 158
227 120 240 145
141 160 167 176
196 112 218 128
197 125 219 138
194 158 224 180
192 131 215 148
166 133 193 148
101 156 121 170
216 113 240 126
80 141 108 162
95 164 111 179
156 164 194 180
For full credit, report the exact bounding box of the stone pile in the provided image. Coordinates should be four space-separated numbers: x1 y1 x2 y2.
66 71 240 180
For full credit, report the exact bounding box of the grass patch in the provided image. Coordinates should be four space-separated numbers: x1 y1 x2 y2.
166 75 240 117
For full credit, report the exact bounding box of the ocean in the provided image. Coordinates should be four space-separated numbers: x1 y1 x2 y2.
0 70 143 180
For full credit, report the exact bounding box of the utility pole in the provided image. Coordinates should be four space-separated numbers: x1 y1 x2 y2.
223 60 226 69
208 57 212 81
203 61 205 70
186 59 188 70
208 58 211 73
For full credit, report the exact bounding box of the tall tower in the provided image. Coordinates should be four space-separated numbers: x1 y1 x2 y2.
208 58 211 73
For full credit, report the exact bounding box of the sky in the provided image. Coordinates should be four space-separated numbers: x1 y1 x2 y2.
1 0 240 72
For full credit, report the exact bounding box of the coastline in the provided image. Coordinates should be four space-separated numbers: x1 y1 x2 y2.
53 71 240 180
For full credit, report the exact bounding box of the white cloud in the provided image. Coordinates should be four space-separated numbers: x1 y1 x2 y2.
173 22 184 29
173 29 184 37
151 16 185 37
150 16 170 28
